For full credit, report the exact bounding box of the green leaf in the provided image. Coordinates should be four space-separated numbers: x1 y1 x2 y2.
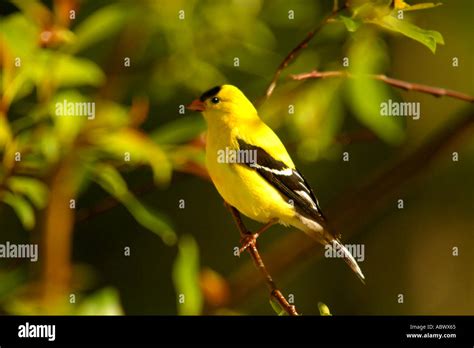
351 0 393 19
2 192 35 230
97 129 172 184
318 302 332 316
86 100 130 130
0 14 38 57
372 15 444 53
92 164 176 245
291 82 344 161
269 298 287 316
75 287 124 315
10 0 51 26
2 70 33 107
92 164 128 198
37 128 61 164
49 91 90 146
0 14 38 105
69 4 130 53
0 15 37 60
172 235 203 315
346 29 404 144
6 177 48 209
28 52 105 88
123 196 177 246
150 116 206 145
0 116 13 150
347 75 404 144
338 15 361 32
24 50 105 88
50 53 105 87
394 1 442 11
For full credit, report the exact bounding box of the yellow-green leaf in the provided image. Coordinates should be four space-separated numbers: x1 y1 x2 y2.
338 15 361 32
75 287 124 315
318 302 332 316
98 129 172 184
346 29 404 145
172 235 203 315
92 164 176 245
269 298 287 316
2 192 35 230
10 0 51 26
395 1 442 11
0 116 13 150
49 91 90 146
6 177 48 209
373 15 444 53
29 52 105 88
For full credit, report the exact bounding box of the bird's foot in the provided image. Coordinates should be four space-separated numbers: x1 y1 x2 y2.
239 233 258 255
238 219 278 255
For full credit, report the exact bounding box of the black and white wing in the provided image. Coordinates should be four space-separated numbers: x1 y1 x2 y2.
237 138 327 225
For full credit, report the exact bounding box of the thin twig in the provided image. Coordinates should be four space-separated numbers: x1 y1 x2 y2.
290 70 474 103
225 203 299 316
263 5 346 99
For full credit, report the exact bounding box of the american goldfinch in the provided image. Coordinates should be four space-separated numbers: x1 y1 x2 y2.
187 85 365 282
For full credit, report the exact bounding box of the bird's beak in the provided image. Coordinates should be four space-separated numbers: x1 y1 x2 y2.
186 99 206 112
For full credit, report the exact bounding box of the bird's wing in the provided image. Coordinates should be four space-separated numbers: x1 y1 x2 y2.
236 138 327 225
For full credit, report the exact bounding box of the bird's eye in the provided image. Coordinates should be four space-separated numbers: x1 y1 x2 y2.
211 97 220 104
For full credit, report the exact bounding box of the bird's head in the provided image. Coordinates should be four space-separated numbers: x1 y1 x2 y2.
187 85 257 124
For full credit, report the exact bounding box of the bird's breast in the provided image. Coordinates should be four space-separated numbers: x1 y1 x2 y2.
205 133 295 224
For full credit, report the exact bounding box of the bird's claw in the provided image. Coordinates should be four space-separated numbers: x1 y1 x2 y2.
239 234 258 255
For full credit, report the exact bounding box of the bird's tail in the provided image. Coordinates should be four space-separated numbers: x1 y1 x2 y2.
328 238 365 284
298 215 365 283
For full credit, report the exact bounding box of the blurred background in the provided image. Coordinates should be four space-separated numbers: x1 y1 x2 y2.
0 0 473 315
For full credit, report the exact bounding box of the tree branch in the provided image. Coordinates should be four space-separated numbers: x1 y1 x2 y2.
290 70 474 103
263 5 346 99
225 202 299 316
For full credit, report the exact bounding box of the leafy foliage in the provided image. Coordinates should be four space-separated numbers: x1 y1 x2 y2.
340 0 444 53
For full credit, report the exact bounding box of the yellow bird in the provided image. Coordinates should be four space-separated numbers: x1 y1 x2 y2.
187 85 365 282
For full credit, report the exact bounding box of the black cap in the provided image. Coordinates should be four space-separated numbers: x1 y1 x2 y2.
199 86 221 102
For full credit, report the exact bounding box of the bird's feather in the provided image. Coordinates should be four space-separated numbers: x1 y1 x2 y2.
200 86 221 102
237 138 327 226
